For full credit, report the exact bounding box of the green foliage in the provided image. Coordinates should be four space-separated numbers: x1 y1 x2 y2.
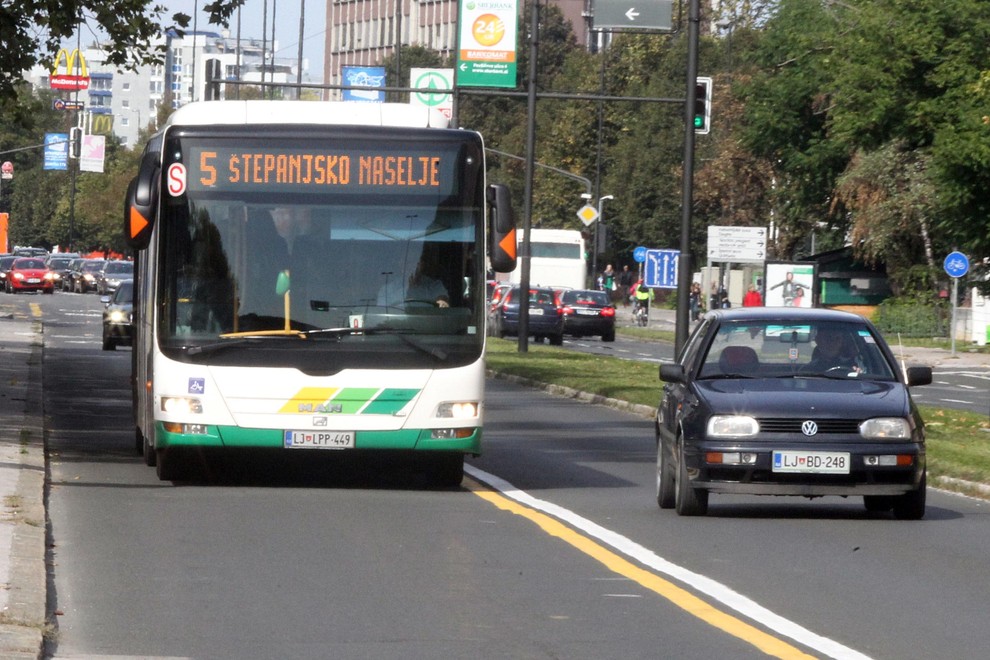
872 295 949 338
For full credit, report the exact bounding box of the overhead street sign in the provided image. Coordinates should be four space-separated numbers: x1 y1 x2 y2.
593 0 674 30
707 226 767 262
645 248 679 289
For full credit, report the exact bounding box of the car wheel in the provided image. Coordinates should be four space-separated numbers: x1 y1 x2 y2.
134 427 144 456
863 496 894 512
548 333 563 346
102 329 116 351
656 437 675 509
892 472 926 520
602 329 615 342
674 443 708 516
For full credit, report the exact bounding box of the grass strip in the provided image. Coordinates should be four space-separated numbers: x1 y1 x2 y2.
485 338 990 494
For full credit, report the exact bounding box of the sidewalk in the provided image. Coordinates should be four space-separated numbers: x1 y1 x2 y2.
614 302 990 369
0 313 48 659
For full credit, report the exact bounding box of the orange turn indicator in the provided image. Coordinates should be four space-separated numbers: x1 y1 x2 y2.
129 206 149 239
499 229 517 260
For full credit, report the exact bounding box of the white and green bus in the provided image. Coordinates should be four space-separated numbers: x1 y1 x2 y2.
124 101 516 484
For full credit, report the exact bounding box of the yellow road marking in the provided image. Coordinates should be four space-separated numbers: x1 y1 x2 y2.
30 303 42 318
465 477 816 660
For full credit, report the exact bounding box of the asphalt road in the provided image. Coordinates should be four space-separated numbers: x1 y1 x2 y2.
16 292 990 659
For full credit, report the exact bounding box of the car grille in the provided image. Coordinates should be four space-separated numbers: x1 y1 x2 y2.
757 418 862 434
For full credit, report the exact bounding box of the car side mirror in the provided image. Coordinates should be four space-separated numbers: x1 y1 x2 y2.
905 365 933 387
659 363 685 383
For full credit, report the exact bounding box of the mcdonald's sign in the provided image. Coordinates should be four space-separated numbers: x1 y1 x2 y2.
50 49 90 91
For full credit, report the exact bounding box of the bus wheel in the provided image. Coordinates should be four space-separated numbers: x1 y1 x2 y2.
429 454 464 489
156 448 191 481
141 428 157 467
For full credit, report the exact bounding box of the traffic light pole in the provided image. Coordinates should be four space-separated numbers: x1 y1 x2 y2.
676 0 701 355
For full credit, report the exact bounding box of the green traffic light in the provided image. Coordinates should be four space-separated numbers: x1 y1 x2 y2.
694 116 703 128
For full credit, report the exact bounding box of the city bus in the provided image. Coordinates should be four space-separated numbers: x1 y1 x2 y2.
501 228 586 290
124 101 516 484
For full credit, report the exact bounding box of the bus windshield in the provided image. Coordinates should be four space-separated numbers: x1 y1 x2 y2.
156 132 485 369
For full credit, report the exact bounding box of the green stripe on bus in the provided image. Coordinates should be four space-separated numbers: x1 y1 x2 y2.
362 388 419 415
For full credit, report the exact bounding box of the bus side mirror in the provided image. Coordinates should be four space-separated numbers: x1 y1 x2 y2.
124 155 160 251
487 183 516 273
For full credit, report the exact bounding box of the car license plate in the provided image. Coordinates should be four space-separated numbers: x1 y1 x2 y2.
27 278 40 284
529 308 544 315
576 309 597 315
773 450 850 474
284 430 354 449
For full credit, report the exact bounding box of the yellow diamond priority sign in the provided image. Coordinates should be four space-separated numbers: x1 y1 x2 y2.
577 204 599 226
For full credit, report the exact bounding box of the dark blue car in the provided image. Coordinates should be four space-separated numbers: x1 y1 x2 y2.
489 286 564 345
656 307 932 518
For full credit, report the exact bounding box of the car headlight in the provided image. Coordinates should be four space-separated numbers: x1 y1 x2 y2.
707 415 759 437
860 417 911 439
109 310 127 323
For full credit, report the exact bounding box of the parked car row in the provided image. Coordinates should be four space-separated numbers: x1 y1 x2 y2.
486 285 617 344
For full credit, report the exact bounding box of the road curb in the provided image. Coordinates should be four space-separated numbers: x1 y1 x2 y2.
0 316 47 659
487 370 656 420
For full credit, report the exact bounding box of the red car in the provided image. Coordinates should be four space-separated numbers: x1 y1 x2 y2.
5 257 55 294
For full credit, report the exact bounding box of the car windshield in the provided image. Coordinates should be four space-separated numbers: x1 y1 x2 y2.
82 261 104 273
14 259 45 269
561 290 609 306
106 262 133 275
698 320 898 380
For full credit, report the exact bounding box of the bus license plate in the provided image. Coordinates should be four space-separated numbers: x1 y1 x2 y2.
284 430 355 449
773 450 850 474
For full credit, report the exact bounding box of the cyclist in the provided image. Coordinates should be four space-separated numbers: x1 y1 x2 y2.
632 280 654 326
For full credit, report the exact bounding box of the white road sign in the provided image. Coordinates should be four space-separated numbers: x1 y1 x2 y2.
707 226 767 262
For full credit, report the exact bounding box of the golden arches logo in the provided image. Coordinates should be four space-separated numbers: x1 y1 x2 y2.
50 49 91 91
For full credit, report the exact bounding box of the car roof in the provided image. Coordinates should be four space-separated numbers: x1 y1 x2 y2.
704 307 869 324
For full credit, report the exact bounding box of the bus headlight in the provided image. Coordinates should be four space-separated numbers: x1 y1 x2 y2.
161 396 203 414
436 401 479 419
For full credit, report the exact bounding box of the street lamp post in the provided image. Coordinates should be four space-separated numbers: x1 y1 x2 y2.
592 194 613 287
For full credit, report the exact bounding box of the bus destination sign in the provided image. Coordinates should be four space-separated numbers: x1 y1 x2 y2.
185 147 450 193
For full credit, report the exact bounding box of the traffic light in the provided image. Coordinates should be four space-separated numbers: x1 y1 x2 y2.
694 76 712 134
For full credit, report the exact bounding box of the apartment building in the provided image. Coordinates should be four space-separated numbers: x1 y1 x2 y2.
322 0 593 97
28 31 308 147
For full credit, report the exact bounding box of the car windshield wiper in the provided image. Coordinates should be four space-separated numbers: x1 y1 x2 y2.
699 372 758 380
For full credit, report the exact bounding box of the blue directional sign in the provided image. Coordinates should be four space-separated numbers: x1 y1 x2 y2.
645 249 680 289
633 246 648 263
943 251 969 279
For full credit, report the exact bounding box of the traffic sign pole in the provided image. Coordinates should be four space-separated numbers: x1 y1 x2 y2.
944 251 970 357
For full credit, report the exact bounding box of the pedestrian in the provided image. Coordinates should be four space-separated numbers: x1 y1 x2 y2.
602 264 616 298
742 284 763 307
618 265 635 307
689 282 701 320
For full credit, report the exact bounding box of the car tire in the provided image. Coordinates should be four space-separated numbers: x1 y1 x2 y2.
548 333 563 346
602 329 615 342
892 472 926 520
674 444 708 516
863 496 894 512
656 438 675 509
102 330 116 351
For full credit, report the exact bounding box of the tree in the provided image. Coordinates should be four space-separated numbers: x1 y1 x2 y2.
0 0 245 105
